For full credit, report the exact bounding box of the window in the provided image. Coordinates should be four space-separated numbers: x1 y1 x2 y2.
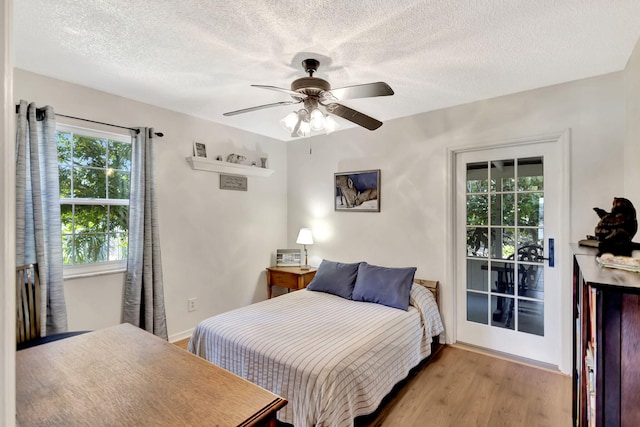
57 124 132 276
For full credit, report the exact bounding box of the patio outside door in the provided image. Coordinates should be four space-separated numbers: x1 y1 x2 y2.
455 140 563 366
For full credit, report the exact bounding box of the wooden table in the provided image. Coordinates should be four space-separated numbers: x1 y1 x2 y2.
16 323 287 426
266 266 317 298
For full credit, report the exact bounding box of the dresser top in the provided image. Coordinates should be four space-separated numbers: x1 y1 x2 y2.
572 244 640 290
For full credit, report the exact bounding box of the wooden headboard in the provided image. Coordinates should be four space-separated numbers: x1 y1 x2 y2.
414 278 439 308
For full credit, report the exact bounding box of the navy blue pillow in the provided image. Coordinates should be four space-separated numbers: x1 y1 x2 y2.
352 263 417 310
306 259 361 299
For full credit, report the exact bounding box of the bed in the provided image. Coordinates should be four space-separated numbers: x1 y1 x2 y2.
188 263 444 427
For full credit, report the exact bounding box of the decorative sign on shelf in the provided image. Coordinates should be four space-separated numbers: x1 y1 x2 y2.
276 249 302 266
220 174 248 191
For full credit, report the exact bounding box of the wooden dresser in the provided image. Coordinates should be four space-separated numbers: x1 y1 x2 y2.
266 266 317 298
572 245 640 426
16 323 287 426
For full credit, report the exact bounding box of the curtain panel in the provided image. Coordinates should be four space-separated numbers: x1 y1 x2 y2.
15 100 68 335
123 127 168 340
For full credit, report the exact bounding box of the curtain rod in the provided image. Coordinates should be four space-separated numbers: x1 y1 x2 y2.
15 104 164 137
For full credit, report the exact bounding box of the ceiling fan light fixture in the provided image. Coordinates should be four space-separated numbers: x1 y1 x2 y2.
280 111 299 131
324 115 338 134
297 119 311 137
309 108 326 131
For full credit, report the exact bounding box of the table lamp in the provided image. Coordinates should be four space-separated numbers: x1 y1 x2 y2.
296 228 314 270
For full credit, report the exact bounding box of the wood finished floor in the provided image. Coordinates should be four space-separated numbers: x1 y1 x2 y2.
173 340 572 427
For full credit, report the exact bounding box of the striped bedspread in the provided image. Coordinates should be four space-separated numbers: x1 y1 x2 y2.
188 284 444 427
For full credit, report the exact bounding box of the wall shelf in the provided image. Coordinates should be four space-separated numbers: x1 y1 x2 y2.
186 156 274 177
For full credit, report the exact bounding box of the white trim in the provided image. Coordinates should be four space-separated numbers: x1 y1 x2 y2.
558 129 572 374
63 260 127 279
169 327 195 343
1 0 15 424
57 123 132 143
60 198 129 206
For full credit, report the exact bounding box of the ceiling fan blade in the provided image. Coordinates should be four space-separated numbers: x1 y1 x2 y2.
325 103 383 130
322 82 394 102
251 85 308 99
222 100 301 116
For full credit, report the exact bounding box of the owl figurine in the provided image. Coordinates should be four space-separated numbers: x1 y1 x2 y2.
593 197 638 255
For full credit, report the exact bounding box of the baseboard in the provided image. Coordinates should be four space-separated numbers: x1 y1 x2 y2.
169 328 194 343
452 341 566 374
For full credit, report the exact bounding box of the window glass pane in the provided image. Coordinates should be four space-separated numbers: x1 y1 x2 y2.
108 171 130 199
517 228 543 250
491 194 515 226
490 261 515 295
108 232 128 261
74 205 107 233
57 132 73 166
490 228 515 259
73 135 106 168
73 167 107 199
467 227 488 257
60 204 73 235
491 261 515 295
466 259 488 292
109 205 129 232
467 195 488 225
62 234 74 265
73 233 107 264
467 292 488 324
59 163 72 198
108 140 132 171
517 193 544 226
518 157 543 191
519 264 544 299
491 296 514 330
466 162 488 193
490 159 515 192
518 300 544 336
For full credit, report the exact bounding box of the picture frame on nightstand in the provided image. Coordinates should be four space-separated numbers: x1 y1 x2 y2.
276 249 301 266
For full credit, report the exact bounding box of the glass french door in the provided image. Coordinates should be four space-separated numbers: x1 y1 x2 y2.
455 141 562 365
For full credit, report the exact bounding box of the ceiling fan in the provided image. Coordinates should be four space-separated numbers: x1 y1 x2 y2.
223 59 394 137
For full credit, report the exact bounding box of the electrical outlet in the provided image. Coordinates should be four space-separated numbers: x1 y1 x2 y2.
187 298 196 312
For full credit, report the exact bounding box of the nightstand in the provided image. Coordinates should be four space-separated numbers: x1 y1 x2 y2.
266 266 317 299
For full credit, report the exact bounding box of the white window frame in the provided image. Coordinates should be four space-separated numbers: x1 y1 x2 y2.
57 124 132 279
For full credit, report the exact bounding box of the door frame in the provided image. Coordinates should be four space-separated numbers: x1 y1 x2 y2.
444 130 571 373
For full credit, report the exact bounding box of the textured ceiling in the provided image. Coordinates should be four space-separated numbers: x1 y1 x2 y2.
13 0 640 141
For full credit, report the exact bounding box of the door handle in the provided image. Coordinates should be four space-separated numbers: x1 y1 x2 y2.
535 238 555 267
544 238 555 267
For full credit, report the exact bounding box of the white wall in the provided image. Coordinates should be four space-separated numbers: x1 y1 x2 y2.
625 38 640 203
1 0 15 424
287 72 626 372
13 69 289 341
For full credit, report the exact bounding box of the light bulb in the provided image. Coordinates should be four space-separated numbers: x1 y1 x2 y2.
309 108 326 131
324 116 338 134
280 112 298 131
297 120 311 137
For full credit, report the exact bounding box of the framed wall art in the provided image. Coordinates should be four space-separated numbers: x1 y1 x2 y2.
334 169 380 212
220 174 248 191
193 141 207 158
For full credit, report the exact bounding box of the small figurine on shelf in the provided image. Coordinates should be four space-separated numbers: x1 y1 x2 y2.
588 197 640 256
226 154 246 164
260 157 268 168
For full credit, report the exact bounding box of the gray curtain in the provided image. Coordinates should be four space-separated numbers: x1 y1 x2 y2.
123 127 167 340
15 100 68 335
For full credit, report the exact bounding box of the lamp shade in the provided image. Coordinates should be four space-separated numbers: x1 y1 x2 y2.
296 228 314 245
